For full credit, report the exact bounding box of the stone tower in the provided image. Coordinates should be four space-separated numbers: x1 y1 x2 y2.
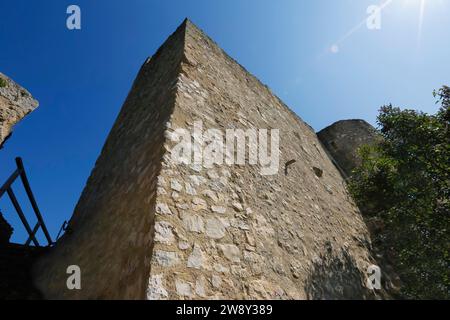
318 120 378 178
33 19 379 300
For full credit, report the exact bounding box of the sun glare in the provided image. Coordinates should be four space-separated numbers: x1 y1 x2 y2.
326 0 446 55
418 0 426 43
403 0 436 45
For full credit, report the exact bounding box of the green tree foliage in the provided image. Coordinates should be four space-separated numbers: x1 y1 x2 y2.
349 86 450 299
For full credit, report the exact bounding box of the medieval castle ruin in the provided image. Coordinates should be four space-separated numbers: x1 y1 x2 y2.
1 20 386 299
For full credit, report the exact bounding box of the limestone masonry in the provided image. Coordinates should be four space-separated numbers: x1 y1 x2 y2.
0 72 38 148
318 120 378 178
33 20 381 299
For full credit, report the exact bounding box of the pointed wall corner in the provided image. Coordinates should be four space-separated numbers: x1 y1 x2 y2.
33 20 379 300
0 73 38 148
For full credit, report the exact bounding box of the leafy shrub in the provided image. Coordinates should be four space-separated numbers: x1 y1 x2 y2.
349 86 450 299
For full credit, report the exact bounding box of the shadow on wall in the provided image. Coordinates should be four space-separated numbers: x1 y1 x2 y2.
304 250 370 300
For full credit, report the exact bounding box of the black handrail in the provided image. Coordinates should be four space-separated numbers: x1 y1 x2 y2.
0 157 52 247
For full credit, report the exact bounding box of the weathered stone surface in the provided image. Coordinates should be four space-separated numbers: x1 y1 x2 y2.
211 205 226 214
147 274 168 300
153 250 179 267
317 120 378 178
0 72 38 148
175 279 192 297
185 182 197 195
182 214 204 234
204 190 219 203
189 175 206 187
195 275 207 297
232 202 244 212
187 243 205 269
214 263 229 274
156 202 172 215
178 241 191 250
154 221 175 244
218 244 241 263
205 218 226 239
171 179 183 192
192 197 207 211
211 274 222 288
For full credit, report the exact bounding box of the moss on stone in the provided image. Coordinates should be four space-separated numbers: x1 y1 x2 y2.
0 78 7 88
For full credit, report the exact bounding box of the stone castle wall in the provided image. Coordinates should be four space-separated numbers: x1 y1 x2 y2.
147 21 377 300
34 20 380 299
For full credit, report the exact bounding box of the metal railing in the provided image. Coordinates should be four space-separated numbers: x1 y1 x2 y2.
0 157 52 247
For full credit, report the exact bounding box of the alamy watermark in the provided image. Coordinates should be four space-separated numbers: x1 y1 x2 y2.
367 265 381 290
66 5 81 30
367 5 382 30
167 121 280 176
66 265 81 290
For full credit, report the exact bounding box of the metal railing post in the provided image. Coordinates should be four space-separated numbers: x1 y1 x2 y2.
15 157 53 246
6 187 40 246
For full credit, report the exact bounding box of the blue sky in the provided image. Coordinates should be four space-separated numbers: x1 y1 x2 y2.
1 0 449 243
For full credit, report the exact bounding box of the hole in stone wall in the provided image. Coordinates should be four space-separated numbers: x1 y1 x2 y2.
284 159 296 175
313 167 323 178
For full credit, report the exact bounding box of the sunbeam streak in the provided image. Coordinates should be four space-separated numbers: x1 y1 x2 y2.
324 0 445 55
418 0 427 45
323 0 394 55
336 0 393 45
